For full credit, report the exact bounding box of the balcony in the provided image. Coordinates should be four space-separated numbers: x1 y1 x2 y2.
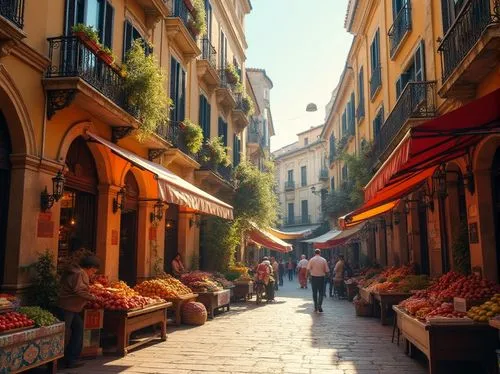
283 215 311 227
136 0 169 28
373 81 437 162
156 121 200 168
319 168 329 181
216 68 236 112
438 0 500 99
0 0 25 44
388 1 412 59
196 157 235 193
370 65 382 99
43 36 140 128
232 93 250 130
284 180 295 191
165 0 201 61
197 38 219 91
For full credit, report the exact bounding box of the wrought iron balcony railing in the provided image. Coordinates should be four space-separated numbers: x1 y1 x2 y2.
438 0 499 81
284 180 295 191
319 168 329 181
0 0 24 28
388 1 412 58
374 81 436 159
370 65 382 98
200 37 217 69
218 68 236 92
46 36 132 115
284 215 311 226
156 121 199 161
170 0 197 39
199 156 233 183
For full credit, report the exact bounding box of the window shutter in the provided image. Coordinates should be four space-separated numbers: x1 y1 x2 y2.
179 69 186 122
103 2 114 48
414 40 426 81
123 21 132 60
396 76 402 98
441 0 451 34
206 103 211 138
351 93 356 129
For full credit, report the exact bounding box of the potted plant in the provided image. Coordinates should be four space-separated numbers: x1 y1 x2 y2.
201 136 231 167
225 63 240 85
182 119 204 154
234 81 244 94
241 94 255 116
98 46 115 65
188 0 207 37
72 23 101 54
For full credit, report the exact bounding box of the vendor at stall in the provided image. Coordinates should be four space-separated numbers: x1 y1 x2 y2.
171 253 185 278
57 255 100 369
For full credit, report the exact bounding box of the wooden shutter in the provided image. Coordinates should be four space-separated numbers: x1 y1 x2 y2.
180 68 186 122
441 0 451 33
414 40 426 81
123 21 132 59
351 92 356 129
103 2 114 48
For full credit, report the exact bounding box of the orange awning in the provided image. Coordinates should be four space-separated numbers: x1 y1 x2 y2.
87 133 233 219
267 227 313 240
339 200 399 229
248 223 293 253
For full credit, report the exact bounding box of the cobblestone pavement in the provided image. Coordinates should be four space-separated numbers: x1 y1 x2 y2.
63 280 428 374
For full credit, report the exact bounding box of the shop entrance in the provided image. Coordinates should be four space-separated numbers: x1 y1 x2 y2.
119 171 139 285
492 148 500 281
59 137 98 259
418 203 430 275
164 204 179 274
0 112 11 284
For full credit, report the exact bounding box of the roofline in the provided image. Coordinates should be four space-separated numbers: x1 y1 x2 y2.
296 124 324 136
268 108 275 136
272 139 325 160
344 0 358 32
247 68 274 88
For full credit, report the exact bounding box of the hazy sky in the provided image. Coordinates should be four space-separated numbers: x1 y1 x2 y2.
245 0 353 152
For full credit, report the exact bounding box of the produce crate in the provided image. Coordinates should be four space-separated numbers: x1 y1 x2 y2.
197 289 231 319
354 302 373 317
82 309 103 357
232 281 253 302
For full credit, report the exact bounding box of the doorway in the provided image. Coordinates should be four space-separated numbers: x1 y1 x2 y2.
418 203 430 275
0 112 11 284
119 171 139 285
164 204 179 273
492 148 500 281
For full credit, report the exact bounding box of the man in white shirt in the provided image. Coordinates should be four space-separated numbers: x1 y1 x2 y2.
296 255 309 289
307 249 329 312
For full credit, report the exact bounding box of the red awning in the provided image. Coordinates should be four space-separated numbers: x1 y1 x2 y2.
365 88 500 201
248 223 293 253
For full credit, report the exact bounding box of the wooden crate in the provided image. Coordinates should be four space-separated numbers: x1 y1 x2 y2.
197 289 231 319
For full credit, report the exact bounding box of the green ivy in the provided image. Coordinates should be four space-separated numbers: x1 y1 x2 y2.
191 0 207 36
124 40 172 141
241 94 255 116
29 250 59 310
203 217 240 272
226 63 240 84
201 136 231 167
182 119 204 154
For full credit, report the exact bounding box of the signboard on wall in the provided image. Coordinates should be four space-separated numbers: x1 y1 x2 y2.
37 212 54 238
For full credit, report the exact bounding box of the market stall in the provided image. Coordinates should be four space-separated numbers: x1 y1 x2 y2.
232 280 254 301
344 279 358 301
196 289 231 319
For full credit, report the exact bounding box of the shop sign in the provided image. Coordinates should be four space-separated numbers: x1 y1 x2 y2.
84 309 103 329
111 229 119 245
37 212 54 238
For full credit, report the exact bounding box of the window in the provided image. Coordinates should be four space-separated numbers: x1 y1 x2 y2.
357 67 365 120
219 30 227 68
441 0 467 34
304 137 308 146
218 117 228 146
287 170 293 182
301 200 308 222
287 203 294 224
170 57 186 124
341 110 347 136
348 92 355 134
233 134 241 167
199 95 211 139
123 21 152 58
65 0 114 48
373 106 384 138
301 166 307 186
396 41 426 97
392 0 406 18
370 29 381 72
205 0 212 40
330 176 335 191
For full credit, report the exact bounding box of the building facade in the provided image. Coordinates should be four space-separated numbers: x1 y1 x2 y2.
0 0 253 293
322 0 500 280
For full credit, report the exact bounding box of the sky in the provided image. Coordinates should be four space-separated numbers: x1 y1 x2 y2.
245 0 353 152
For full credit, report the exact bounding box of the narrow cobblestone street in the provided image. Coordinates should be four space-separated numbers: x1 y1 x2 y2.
64 280 427 374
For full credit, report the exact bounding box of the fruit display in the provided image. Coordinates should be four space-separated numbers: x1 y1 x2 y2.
135 276 193 299
435 275 498 302
18 307 59 327
0 293 19 309
0 311 35 333
181 271 223 293
467 294 500 322
424 303 467 322
212 272 234 289
361 265 421 293
225 264 251 281
86 282 161 311
235 273 253 282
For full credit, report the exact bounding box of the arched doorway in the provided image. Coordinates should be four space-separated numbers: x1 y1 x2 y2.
119 171 139 285
0 112 11 284
164 204 179 274
58 137 98 259
492 149 500 281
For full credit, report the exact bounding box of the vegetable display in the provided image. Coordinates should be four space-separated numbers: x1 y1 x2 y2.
0 312 34 333
18 307 59 327
135 276 193 299
181 271 223 293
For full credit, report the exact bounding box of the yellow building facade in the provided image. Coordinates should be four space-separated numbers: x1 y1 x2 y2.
0 0 252 294
323 0 500 280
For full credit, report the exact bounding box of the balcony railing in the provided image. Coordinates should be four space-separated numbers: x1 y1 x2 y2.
46 36 132 115
218 68 236 92
370 65 382 98
200 37 217 69
284 181 295 191
0 0 24 28
156 121 199 161
388 1 412 58
284 215 311 226
374 81 436 159
199 156 233 183
319 168 329 181
170 0 197 39
438 0 499 81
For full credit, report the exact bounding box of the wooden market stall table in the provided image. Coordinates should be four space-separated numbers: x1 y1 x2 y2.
232 281 253 302
103 301 171 356
358 285 373 304
373 292 411 325
196 289 231 319
393 306 497 374
0 322 65 374
164 293 198 326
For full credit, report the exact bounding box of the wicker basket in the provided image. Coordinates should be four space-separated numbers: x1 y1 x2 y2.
182 302 208 325
354 302 373 317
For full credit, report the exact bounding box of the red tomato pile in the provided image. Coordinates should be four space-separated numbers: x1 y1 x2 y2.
436 275 498 301
0 312 34 333
424 303 467 322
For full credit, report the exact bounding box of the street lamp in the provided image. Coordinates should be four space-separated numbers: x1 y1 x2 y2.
40 170 65 212
306 103 318 112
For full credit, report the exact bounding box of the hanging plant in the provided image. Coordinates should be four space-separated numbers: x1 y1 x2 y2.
225 63 240 84
72 23 101 53
201 136 231 167
190 0 207 37
182 119 204 154
241 94 255 116
234 81 244 94
124 40 172 141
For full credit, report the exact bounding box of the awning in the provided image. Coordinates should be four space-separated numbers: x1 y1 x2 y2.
365 88 500 202
267 227 314 240
339 200 399 229
302 229 341 244
87 133 233 219
248 223 293 253
315 224 365 249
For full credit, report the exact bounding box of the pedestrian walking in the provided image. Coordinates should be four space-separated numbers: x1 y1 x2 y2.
278 259 285 286
307 249 329 312
271 257 279 291
334 255 346 298
297 255 309 289
287 259 294 281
